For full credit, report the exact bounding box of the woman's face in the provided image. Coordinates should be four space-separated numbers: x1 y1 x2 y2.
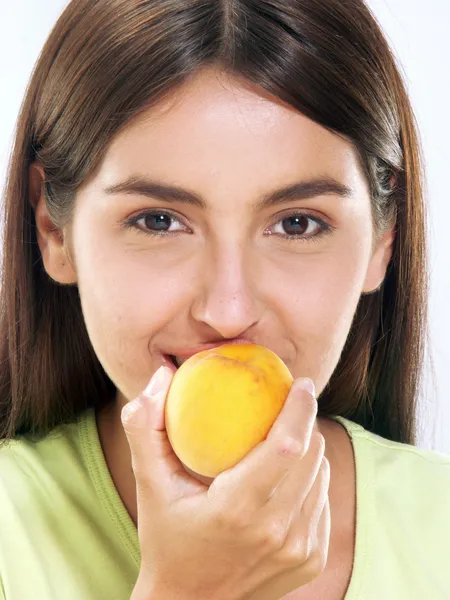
32 67 394 408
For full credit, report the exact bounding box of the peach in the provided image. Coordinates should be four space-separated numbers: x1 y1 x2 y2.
165 343 294 478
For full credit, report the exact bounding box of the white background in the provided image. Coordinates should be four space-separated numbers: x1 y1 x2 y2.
1 1 449 452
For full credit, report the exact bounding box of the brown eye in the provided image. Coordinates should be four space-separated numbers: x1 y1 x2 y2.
122 211 187 237
268 212 332 243
142 213 173 232
281 215 312 236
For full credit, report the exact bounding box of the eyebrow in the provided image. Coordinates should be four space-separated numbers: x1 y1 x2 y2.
103 175 354 210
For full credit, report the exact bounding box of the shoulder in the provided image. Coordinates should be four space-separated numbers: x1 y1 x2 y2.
0 418 84 508
361 427 450 527
332 414 450 471
347 418 450 481
338 415 450 495
335 416 450 556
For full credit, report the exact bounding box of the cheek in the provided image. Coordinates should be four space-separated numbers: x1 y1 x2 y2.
277 252 364 376
78 236 183 320
74 247 188 392
275 248 362 319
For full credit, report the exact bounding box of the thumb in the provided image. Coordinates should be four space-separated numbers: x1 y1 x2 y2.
121 365 173 432
121 366 181 494
120 365 205 504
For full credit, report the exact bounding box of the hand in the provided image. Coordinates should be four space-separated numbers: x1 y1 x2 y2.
123 366 331 600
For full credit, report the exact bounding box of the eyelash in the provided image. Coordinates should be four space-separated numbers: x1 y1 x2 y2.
120 210 335 244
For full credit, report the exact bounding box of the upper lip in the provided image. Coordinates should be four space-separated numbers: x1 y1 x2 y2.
165 338 256 360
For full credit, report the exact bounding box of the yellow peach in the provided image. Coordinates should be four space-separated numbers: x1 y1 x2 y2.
165 343 294 478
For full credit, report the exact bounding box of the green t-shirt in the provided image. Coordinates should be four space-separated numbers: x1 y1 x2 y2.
0 407 450 599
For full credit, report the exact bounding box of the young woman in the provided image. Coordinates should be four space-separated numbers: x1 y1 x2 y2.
0 0 449 599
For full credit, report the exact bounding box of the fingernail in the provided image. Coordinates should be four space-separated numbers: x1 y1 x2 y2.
297 378 316 397
121 398 143 424
143 366 169 398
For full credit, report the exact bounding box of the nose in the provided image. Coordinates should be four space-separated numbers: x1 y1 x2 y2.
190 244 264 339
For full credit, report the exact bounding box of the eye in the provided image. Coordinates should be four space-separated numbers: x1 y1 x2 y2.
120 210 188 237
266 212 334 243
119 209 335 243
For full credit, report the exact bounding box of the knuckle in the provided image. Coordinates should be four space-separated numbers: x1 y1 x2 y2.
305 548 328 576
286 542 310 566
276 435 306 458
132 465 152 490
298 390 318 415
129 455 146 480
260 519 289 550
278 530 310 566
282 538 326 575
134 472 164 506
319 455 330 481
121 403 147 432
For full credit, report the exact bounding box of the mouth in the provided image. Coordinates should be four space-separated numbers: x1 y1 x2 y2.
165 352 221 370
170 355 182 368
162 339 256 371
163 354 183 370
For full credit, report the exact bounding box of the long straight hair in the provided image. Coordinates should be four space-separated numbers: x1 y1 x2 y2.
0 0 434 446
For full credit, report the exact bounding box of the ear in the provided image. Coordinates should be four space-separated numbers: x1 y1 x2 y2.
361 222 396 295
29 161 78 285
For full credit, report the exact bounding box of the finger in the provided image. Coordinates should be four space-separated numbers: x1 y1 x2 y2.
282 457 331 565
211 378 318 509
260 429 326 524
121 366 204 505
254 443 327 568
246 484 331 600
264 496 331 600
295 493 331 578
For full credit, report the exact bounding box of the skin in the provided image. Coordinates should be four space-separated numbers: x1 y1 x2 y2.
29 67 394 583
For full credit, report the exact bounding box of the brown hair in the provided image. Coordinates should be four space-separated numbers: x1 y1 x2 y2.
0 0 435 446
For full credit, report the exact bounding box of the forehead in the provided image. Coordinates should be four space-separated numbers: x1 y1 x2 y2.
92 67 369 200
